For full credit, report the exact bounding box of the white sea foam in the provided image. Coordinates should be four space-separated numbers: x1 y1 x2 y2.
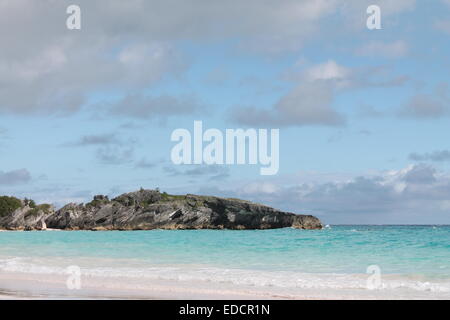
1 257 449 296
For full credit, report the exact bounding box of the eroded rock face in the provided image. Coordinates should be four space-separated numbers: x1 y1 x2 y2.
0 205 53 231
45 189 323 230
0 190 322 231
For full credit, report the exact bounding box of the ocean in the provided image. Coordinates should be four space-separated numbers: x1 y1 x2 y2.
0 225 449 299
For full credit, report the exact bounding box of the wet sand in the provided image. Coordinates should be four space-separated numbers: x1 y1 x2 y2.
0 271 305 300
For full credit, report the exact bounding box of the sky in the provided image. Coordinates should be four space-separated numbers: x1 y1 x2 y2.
1 0 450 224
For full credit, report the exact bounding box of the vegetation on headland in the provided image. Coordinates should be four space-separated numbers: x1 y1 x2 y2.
0 196 22 217
0 196 52 218
0 188 323 231
0 189 254 218
24 203 52 217
86 195 110 208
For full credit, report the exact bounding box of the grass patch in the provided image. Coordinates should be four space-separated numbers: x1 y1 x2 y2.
24 204 52 218
160 192 186 202
86 197 110 208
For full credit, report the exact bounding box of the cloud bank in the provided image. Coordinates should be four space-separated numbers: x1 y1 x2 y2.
201 164 450 224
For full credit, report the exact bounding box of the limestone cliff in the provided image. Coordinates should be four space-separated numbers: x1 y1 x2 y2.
1 190 323 231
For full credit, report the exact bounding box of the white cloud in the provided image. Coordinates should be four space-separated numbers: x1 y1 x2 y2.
205 164 450 224
242 182 280 195
0 0 417 115
410 150 450 162
304 60 351 82
0 169 31 185
231 81 344 127
327 0 416 31
108 94 204 120
435 20 450 35
63 133 138 165
399 83 450 119
231 60 349 127
232 59 408 127
356 41 409 58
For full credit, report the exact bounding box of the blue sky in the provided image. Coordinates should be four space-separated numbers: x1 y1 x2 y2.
1 0 450 224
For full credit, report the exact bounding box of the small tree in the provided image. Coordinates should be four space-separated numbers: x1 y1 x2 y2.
0 196 22 217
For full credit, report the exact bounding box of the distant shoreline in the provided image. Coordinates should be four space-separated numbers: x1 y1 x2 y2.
1 225 449 232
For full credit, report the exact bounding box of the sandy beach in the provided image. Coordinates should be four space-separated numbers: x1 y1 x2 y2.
2 270 449 300
0 271 310 300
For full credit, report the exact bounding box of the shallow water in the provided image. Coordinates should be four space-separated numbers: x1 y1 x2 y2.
0 225 449 298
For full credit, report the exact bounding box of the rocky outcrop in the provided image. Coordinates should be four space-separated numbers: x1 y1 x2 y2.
0 199 52 231
1 190 323 231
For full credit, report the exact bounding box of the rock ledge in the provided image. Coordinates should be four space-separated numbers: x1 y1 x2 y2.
0 190 323 231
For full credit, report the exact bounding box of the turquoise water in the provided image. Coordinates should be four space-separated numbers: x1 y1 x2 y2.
0 225 449 276
0 225 449 296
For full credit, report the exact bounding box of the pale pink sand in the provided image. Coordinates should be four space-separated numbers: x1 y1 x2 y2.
1 271 446 300
0 271 311 300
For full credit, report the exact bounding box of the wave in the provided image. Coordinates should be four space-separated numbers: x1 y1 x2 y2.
1 257 449 295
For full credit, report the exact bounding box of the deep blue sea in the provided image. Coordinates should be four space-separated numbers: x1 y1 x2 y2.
1 225 449 297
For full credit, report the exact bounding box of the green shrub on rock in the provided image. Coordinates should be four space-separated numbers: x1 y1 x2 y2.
0 196 22 217
24 203 52 218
